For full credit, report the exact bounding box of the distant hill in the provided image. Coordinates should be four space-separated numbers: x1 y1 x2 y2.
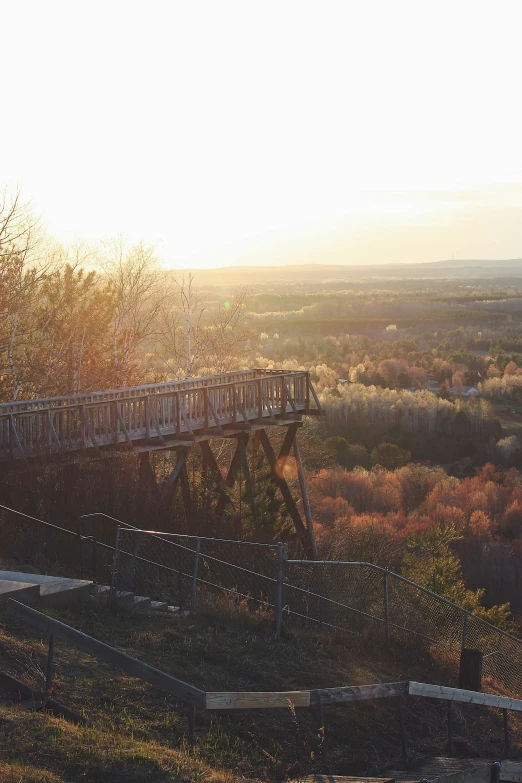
190 258 522 286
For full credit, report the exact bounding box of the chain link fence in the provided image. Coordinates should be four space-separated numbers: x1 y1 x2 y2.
283 561 522 696
112 527 282 614
109 528 522 697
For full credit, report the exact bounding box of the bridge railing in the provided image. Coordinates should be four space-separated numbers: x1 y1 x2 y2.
0 370 315 461
0 369 281 413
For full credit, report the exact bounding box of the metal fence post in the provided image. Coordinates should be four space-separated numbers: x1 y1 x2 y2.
45 633 54 697
190 538 200 616
397 696 407 763
109 525 122 609
178 546 184 612
275 542 286 638
447 701 453 756
91 517 98 584
384 571 390 644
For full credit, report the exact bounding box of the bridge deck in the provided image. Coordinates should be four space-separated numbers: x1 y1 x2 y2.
0 370 321 463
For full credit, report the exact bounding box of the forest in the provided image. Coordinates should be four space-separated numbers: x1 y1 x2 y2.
4 189 522 630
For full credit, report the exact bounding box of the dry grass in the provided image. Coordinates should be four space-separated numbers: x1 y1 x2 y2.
0 601 520 782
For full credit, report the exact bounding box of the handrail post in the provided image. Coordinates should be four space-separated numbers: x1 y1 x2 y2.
45 633 55 697
281 376 287 415
92 517 98 584
190 538 201 615
203 389 209 430
231 383 237 424
275 542 286 639
187 704 196 750
109 525 122 609
384 571 390 644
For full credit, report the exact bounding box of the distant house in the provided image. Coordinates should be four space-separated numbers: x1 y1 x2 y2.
450 385 480 396
338 378 349 384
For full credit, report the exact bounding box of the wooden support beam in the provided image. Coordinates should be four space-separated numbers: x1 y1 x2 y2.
199 441 223 492
238 436 260 536
293 436 318 559
161 450 188 505
146 398 166 443
179 399 195 440
179 458 194 519
259 428 316 560
205 394 224 435
214 438 243 522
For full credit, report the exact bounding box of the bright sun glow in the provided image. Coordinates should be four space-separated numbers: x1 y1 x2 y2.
2 0 522 267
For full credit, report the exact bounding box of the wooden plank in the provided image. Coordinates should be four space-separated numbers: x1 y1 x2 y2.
408 681 522 712
8 600 206 707
206 690 310 709
296 778 394 783
311 681 408 705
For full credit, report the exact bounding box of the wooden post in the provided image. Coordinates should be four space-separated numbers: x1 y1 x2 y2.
187 704 196 751
397 696 407 763
45 633 54 697
383 571 390 644
503 708 509 756
447 700 453 756
275 542 285 639
190 539 200 616
458 649 483 692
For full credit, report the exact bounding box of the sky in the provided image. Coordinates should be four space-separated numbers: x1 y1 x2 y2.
2 0 522 269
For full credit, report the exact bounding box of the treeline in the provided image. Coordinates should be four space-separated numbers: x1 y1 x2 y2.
307 462 522 625
0 191 252 401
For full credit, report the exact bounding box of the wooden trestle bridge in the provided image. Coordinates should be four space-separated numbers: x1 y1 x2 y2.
0 370 323 558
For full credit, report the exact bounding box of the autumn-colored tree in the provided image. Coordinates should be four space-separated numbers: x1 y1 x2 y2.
403 523 513 630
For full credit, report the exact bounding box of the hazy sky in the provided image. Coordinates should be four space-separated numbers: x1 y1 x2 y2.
3 1 522 268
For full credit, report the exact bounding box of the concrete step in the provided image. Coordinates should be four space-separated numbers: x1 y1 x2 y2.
0 579 40 605
150 600 168 611
112 591 135 607
0 571 93 607
133 595 151 611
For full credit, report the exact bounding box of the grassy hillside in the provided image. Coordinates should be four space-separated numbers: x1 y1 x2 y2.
0 600 520 782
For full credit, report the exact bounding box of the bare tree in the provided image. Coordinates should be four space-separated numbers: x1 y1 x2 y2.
102 236 166 387
157 275 252 379
157 272 211 379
